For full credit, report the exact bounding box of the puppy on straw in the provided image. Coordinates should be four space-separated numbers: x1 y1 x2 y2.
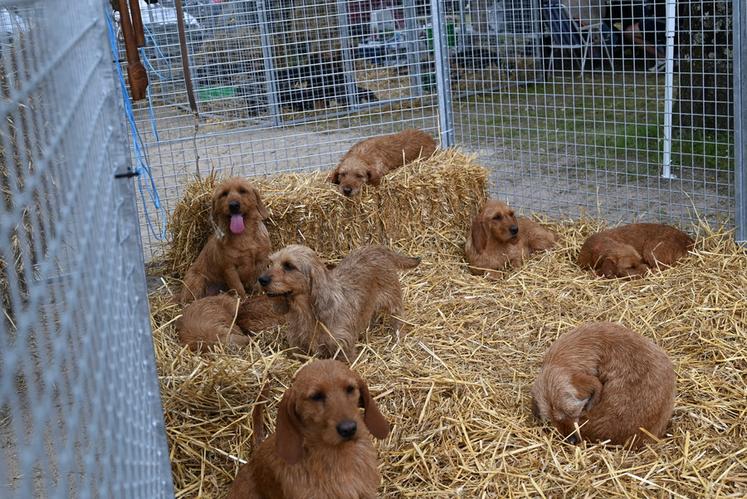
175 294 284 351
327 129 438 197
258 244 420 360
531 322 676 448
465 199 556 276
227 359 390 499
180 177 271 303
578 223 694 278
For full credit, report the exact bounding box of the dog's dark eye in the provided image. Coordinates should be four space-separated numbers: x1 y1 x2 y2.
493 214 503 221
509 211 514 217
238 187 248 194
310 392 325 402
282 262 296 272
220 191 228 198
345 384 355 395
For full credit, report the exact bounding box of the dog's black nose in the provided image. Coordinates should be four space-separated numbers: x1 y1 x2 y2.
336 420 357 439
342 187 352 196
509 225 519 236
228 200 241 214
258 275 271 287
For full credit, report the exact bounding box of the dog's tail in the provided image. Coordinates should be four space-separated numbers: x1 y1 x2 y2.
252 380 272 448
388 251 421 270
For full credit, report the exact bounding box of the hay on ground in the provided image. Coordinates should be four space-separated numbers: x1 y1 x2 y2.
161 149 488 277
152 157 746 497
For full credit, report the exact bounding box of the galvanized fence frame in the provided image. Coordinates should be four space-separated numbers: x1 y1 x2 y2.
0 0 174 496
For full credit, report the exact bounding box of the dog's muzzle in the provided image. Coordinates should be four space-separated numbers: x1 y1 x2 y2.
228 200 241 214
509 225 519 236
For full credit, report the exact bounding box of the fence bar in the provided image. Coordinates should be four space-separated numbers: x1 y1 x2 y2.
336 0 360 110
257 0 282 127
735 0 746 243
404 0 423 97
430 0 454 147
661 0 677 179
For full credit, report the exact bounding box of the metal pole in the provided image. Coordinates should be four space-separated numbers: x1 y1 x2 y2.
734 0 746 243
431 0 454 147
257 0 282 127
404 0 423 97
336 0 360 110
661 0 677 179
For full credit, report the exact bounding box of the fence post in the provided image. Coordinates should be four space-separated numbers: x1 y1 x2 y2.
735 0 746 243
336 0 360 110
430 0 454 147
257 0 282 126
404 0 423 97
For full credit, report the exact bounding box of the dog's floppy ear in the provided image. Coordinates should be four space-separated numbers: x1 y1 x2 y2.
327 167 340 185
568 372 603 415
599 256 618 278
366 168 382 187
356 373 390 439
274 389 304 464
470 213 488 253
252 187 269 220
302 255 328 298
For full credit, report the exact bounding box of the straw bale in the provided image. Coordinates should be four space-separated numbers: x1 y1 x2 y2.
152 162 746 497
161 149 488 278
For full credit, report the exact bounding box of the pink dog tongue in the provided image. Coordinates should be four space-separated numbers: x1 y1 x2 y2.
229 214 245 234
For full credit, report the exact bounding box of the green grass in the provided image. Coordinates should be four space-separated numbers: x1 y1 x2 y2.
452 73 733 175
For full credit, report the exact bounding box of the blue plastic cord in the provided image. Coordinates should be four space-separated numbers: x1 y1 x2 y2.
140 48 160 142
105 8 167 241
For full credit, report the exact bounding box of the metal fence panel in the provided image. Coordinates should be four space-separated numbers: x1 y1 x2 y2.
449 0 734 227
0 0 173 497
131 0 739 256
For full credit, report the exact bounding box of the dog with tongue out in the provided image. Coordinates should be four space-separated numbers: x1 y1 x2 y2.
180 177 272 304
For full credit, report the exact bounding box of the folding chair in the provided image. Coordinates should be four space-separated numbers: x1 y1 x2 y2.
541 0 614 77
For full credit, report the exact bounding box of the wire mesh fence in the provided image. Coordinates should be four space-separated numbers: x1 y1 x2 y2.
129 0 740 255
0 0 173 497
450 0 735 227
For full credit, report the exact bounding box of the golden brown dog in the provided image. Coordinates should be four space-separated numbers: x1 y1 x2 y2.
258 245 420 360
465 200 557 276
180 177 271 303
578 223 694 278
327 129 437 197
175 294 284 351
227 359 390 499
531 322 676 448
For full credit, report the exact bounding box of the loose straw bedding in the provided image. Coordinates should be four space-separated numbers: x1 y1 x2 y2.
150 150 746 497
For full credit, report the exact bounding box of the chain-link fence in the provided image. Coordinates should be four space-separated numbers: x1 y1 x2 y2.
0 0 173 497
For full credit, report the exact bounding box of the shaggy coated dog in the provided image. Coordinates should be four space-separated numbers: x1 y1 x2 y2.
227 359 390 499
465 200 557 277
180 177 271 303
258 245 420 360
531 322 676 448
327 129 437 197
578 223 694 278
175 294 284 351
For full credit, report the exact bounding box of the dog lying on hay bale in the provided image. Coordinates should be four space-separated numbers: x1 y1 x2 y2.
162 149 488 279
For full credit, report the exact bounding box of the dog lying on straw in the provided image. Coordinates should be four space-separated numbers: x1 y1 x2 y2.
327 128 437 197
465 200 556 277
175 294 284 351
531 322 676 448
258 244 420 360
578 223 694 278
227 359 390 499
180 177 271 303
